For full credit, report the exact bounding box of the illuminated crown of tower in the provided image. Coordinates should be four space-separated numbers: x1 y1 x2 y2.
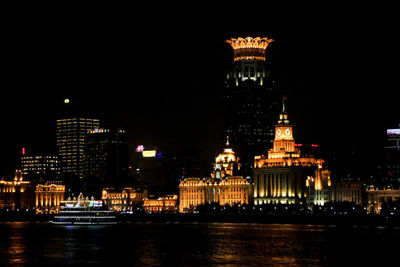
226 36 274 61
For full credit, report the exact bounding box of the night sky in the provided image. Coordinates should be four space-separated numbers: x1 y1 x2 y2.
1 4 398 177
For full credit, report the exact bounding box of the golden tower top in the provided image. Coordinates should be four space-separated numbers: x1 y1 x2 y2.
226 36 274 61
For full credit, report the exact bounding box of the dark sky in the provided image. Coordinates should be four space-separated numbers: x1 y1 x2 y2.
1 4 399 177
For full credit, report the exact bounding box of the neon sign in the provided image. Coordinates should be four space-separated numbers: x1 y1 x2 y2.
142 150 156 158
387 129 400 136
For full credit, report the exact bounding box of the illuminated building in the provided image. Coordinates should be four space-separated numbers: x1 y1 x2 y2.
332 177 363 205
305 169 332 206
365 186 400 214
212 137 241 178
377 126 400 186
35 181 65 214
21 153 60 180
178 140 252 213
143 194 178 213
102 187 148 212
0 170 34 210
224 36 279 172
253 100 331 205
56 117 100 179
85 128 129 186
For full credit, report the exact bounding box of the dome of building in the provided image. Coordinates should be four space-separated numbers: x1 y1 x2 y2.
215 136 237 164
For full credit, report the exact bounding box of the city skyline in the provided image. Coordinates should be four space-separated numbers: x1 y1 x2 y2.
2 6 400 266
2 7 399 177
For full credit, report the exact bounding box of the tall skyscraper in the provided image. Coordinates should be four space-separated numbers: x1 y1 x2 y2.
56 117 100 179
377 126 400 186
224 37 280 173
85 128 129 186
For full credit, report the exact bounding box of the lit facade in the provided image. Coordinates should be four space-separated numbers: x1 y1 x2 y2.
0 170 34 210
253 101 331 205
21 154 60 179
56 117 100 179
224 36 279 171
332 177 363 205
212 137 240 178
102 187 148 212
143 195 178 213
365 186 400 214
178 141 252 213
35 181 65 214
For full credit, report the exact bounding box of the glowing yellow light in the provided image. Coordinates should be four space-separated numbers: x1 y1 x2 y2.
142 150 156 158
226 36 274 61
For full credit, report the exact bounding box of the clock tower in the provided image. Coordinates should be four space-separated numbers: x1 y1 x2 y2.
269 98 297 158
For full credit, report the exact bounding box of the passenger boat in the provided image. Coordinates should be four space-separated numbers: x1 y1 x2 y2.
50 193 117 225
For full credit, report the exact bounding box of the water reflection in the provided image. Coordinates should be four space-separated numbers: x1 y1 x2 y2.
0 222 398 265
7 222 28 264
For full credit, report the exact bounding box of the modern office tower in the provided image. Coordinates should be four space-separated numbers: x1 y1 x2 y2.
132 145 167 194
56 117 100 179
224 36 280 173
85 128 129 186
20 153 60 180
253 101 332 206
377 125 400 186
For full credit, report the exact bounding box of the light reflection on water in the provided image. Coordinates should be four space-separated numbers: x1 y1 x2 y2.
0 222 398 265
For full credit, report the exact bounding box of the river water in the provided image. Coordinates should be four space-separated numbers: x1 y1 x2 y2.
0 222 398 266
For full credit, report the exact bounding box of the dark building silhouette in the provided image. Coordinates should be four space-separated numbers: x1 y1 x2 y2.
223 37 280 174
377 125 400 187
132 145 166 195
85 128 129 187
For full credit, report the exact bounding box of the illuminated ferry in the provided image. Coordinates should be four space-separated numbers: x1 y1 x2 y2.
50 193 117 225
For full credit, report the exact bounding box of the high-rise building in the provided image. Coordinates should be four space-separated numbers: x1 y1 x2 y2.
56 117 100 179
377 126 400 186
132 145 167 194
224 36 280 172
21 153 60 180
85 128 129 186
253 100 331 205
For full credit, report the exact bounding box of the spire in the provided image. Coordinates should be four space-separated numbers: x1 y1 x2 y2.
226 136 230 147
282 96 287 113
278 96 289 125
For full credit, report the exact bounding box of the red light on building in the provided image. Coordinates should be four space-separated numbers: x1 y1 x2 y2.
311 144 319 147
22 148 25 155
295 144 302 147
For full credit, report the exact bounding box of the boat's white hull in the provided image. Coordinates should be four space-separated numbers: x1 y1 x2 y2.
50 221 117 225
